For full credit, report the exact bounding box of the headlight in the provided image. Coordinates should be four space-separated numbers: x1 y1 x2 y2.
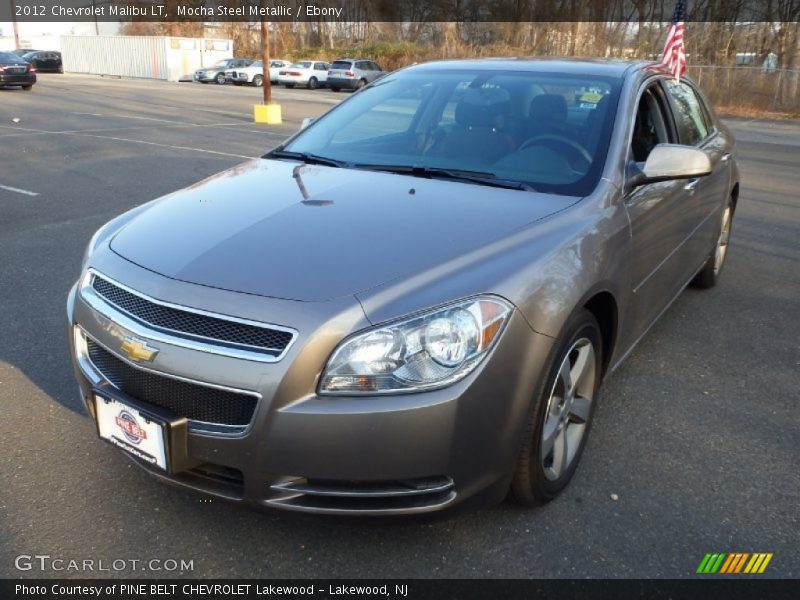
319 296 512 395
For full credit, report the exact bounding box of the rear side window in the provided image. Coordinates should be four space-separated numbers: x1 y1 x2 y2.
664 80 709 146
331 61 352 70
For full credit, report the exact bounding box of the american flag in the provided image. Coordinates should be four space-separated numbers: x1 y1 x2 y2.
661 0 687 81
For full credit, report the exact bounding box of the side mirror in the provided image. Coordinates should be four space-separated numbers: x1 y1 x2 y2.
300 117 314 131
628 144 712 189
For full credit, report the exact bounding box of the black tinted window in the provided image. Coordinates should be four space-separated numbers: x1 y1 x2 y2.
331 61 352 70
0 52 20 61
665 80 709 146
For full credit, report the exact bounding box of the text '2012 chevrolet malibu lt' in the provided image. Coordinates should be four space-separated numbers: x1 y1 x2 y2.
68 59 739 515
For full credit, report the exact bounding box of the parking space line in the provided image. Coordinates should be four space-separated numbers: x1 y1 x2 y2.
72 132 258 159
1 123 284 158
0 184 39 196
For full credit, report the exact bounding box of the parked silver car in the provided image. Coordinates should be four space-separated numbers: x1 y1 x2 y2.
327 58 386 91
194 58 252 84
68 59 738 515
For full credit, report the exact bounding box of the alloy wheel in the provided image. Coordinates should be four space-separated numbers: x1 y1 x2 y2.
713 205 732 275
540 338 597 481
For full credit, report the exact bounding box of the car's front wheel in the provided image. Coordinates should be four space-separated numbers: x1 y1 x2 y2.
511 309 602 505
215 73 225 85
307 76 318 90
691 197 734 289
253 75 263 87
22 84 33 91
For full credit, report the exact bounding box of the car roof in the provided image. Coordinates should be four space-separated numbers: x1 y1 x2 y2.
404 57 668 78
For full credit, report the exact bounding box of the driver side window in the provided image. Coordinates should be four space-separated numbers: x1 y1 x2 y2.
630 84 673 163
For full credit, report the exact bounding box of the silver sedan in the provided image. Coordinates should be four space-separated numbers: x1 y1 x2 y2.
68 59 738 515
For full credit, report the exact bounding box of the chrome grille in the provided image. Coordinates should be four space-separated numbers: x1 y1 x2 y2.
87 338 257 428
91 275 293 356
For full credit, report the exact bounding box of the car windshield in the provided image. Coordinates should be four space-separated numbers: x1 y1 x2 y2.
279 69 621 196
21 52 37 60
251 61 263 68
212 60 230 68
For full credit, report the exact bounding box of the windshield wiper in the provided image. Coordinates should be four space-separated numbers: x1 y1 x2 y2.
353 164 537 192
267 150 350 168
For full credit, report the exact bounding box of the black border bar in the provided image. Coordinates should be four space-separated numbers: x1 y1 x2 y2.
1 0 795 23
3 579 800 600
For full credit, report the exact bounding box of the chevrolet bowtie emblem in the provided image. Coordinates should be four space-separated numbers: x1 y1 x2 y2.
120 337 159 363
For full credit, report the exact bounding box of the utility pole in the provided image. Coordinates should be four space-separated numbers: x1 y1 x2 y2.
253 18 281 123
10 0 20 49
92 0 99 35
261 20 271 105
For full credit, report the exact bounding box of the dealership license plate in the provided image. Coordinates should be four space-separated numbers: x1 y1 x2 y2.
95 395 168 471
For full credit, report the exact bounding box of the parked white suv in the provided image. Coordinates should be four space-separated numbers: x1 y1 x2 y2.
278 61 330 89
226 60 291 87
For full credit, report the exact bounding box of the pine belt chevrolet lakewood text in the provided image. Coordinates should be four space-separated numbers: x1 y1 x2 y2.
68 59 739 515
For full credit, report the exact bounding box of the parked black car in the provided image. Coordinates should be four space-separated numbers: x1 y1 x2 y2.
22 51 63 73
0 51 36 90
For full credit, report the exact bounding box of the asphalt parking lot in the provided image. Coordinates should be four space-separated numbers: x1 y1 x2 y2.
0 74 797 579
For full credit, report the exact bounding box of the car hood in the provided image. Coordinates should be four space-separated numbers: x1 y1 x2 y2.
110 159 571 302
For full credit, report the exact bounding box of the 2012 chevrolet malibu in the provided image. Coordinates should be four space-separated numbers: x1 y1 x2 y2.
68 59 739 515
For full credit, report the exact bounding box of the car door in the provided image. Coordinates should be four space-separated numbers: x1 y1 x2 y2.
662 79 731 281
314 62 329 82
622 79 698 340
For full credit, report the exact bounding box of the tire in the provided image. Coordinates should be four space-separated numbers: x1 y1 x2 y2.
511 309 603 506
22 85 32 91
215 73 225 85
331 87 340 92
356 78 367 90
691 197 734 289
252 75 263 88
284 83 295 89
307 77 318 90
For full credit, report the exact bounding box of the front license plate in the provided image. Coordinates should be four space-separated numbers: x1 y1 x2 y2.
95 395 169 471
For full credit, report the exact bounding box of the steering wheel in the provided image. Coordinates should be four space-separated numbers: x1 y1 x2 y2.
519 134 593 167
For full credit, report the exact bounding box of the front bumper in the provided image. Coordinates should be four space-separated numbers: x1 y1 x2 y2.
67 256 553 515
0 72 35 86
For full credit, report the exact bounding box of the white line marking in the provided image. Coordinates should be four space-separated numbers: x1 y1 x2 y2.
73 132 258 159
0 184 39 196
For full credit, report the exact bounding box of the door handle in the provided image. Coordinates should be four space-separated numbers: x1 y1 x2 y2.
684 178 700 192
721 153 732 162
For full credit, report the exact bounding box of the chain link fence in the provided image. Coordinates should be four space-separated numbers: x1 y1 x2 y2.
687 65 800 116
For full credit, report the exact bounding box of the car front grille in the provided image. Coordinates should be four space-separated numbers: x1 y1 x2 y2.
87 338 257 428
91 274 294 357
